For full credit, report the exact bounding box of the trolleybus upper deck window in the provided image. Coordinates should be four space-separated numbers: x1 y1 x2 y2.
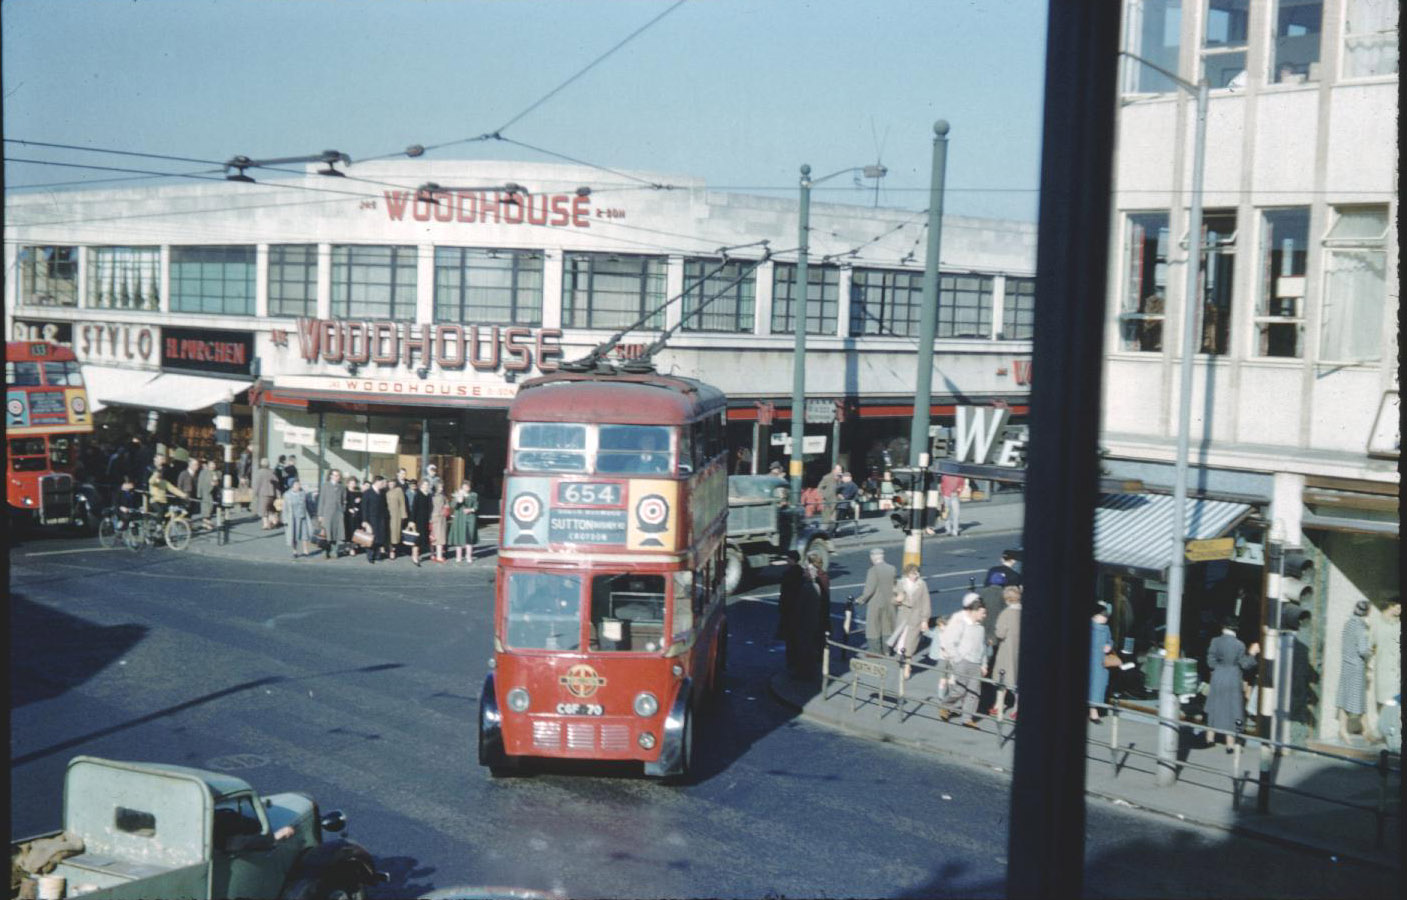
595 425 672 475
590 573 667 652
514 423 588 473
42 361 82 386
505 572 583 650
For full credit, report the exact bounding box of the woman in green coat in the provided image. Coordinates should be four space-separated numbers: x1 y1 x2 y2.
448 481 480 564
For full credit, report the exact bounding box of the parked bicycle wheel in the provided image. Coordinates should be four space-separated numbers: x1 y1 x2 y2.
98 511 119 549
164 515 193 551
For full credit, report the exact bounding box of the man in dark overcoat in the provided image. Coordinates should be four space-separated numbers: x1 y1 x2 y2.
360 475 390 564
778 551 808 677
316 469 348 559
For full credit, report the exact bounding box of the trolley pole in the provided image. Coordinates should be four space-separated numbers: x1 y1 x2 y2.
904 121 949 571
788 164 812 538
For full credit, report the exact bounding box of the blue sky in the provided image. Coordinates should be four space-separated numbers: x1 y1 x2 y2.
3 0 1049 221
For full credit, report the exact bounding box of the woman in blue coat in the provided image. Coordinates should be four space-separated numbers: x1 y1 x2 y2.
1089 602 1113 723
1206 617 1259 751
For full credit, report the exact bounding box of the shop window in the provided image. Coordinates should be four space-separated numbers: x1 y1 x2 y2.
1186 210 1237 355
18 246 78 307
1272 0 1323 83
562 253 665 330
681 258 756 333
1121 212 1170 352
1342 0 1398 79
1124 0 1183 92
331 245 418 320
171 246 255 315
434 247 543 325
1319 206 1389 363
88 246 160 310
1202 0 1250 89
849 268 924 337
1254 208 1309 357
937 273 994 339
1002 276 1037 340
268 244 317 318
771 262 840 335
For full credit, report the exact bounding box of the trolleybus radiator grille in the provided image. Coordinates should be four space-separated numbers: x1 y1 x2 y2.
532 720 562 750
598 725 630 751
565 723 595 750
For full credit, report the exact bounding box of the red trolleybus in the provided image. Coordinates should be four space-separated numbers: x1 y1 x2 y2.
479 371 730 780
6 341 94 526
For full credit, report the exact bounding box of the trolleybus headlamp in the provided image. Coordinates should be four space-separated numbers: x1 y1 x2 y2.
633 692 659 717
638 732 657 750
671 665 684 678
506 687 530 713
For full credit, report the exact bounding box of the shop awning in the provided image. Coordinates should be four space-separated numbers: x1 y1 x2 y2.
94 372 251 414
81 365 161 414
1094 492 1255 579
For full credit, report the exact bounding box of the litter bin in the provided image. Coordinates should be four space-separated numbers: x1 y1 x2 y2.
1141 655 1200 696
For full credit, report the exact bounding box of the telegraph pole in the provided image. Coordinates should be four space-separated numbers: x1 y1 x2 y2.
903 121 950 571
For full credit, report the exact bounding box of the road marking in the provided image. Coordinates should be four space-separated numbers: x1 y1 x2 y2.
24 547 115 557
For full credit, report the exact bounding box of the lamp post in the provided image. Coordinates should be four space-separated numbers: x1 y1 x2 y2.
1120 50 1209 788
789 165 881 536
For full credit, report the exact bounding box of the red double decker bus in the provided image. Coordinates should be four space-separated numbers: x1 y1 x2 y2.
479 371 730 780
6 341 95 527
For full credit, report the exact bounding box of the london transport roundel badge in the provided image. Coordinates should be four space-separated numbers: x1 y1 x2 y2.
71 396 87 414
510 492 542 526
7 399 23 418
560 663 607 699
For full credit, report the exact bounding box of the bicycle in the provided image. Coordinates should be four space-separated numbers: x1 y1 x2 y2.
122 502 193 552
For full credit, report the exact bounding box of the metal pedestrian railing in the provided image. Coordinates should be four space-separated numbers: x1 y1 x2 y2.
818 614 1401 849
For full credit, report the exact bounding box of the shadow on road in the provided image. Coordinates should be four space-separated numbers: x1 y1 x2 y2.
10 593 148 709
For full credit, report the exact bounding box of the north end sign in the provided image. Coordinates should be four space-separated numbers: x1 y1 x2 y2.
295 318 563 375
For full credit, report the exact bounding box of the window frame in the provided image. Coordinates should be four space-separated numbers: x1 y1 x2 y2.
1340 0 1399 80
771 262 841 335
848 267 926 337
268 244 318 318
1123 0 1185 94
937 273 995 340
1252 207 1310 358
170 245 256 316
18 246 79 307
87 246 161 310
434 246 544 325
1001 276 1037 340
680 257 757 333
330 244 419 321
1317 205 1390 364
1201 0 1252 89
562 252 666 331
1181 209 1238 356
1269 0 1324 84
1120 211 1172 353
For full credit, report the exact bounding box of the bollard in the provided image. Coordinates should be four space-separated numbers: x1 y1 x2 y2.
1255 741 1272 813
1376 749 1389 848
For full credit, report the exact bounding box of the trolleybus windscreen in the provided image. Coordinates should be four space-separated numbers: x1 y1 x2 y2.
595 425 672 475
505 573 582 650
590 573 667 652
515 423 587 473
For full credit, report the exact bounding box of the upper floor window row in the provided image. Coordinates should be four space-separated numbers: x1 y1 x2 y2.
1117 204 1391 362
1124 0 1396 93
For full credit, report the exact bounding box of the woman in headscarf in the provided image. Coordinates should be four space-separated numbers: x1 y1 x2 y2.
283 479 315 559
1206 616 1259 751
430 481 449 563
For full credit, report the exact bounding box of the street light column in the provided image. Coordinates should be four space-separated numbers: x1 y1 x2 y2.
789 165 812 535
1156 78 1210 787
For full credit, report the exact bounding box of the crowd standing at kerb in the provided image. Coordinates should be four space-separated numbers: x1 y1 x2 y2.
90 435 480 566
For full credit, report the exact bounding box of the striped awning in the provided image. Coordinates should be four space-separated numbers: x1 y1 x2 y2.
1094 493 1255 578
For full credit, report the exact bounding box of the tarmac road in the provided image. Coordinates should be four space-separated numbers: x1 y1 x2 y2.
8 520 1395 898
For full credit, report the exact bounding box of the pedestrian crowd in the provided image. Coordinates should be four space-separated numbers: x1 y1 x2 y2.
91 435 223 533
251 459 480 566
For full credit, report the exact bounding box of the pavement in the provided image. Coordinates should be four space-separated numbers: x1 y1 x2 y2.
173 496 1401 869
770 656 1402 871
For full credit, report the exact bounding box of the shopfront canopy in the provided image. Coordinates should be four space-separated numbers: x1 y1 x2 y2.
92 371 250 415
1094 492 1255 579
81 365 161 414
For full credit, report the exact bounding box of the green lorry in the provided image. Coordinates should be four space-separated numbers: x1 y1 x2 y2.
10 756 380 900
